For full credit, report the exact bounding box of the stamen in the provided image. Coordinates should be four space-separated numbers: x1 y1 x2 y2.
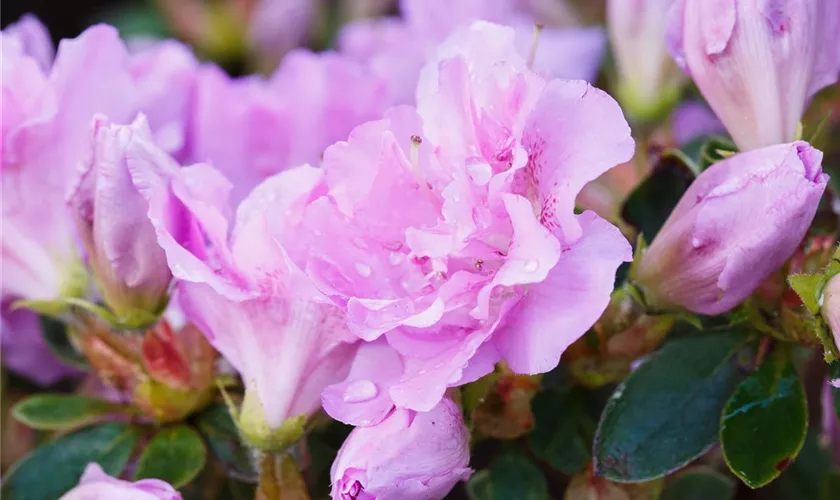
408 135 436 201
527 24 544 69
410 135 422 173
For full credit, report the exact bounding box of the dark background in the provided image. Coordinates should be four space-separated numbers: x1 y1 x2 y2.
2 0 128 40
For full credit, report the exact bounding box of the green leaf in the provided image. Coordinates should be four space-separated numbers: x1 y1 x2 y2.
197 404 258 482
787 273 826 314
720 348 807 488
466 453 548 500
699 137 737 170
1 422 140 500
661 466 736 500
621 151 695 242
13 394 132 431
529 387 590 474
39 315 88 370
133 425 207 488
593 330 751 482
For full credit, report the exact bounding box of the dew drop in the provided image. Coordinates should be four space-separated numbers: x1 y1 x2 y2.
389 252 404 266
523 260 539 272
353 237 368 249
355 262 372 277
342 380 379 403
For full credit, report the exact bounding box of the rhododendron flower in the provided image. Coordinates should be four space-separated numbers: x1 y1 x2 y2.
67 115 193 324
330 398 471 500
1 302 79 386
634 142 827 315
188 50 386 204
339 0 606 105
607 0 685 121
2 24 197 307
59 463 181 500
670 100 725 146
3 14 54 71
666 0 840 150
152 164 358 450
280 21 633 419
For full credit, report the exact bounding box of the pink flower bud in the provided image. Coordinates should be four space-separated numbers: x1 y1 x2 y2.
634 141 827 315
666 0 840 150
67 115 188 325
60 463 181 500
608 0 686 121
331 398 471 500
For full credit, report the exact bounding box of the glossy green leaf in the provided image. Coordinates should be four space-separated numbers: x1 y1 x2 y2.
621 151 695 242
133 425 207 488
593 331 751 482
720 348 807 488
13 394 131 431
39 315 88 370
466 453 548 500
1 422 140 500
661 467 736 500
529 387 590 474
197 404 258 482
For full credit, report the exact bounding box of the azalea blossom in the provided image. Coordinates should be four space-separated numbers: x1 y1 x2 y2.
634 142 827 315
152 163 358 449
265 21 633 420
60 463 181 500
666 0 840 150
187 49 386 204
339 0 607 106
330 397 471 500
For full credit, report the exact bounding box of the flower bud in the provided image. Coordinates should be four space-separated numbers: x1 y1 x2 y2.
821 274 840 356
634 141 827 315
330 398 471 500
60 463 181 500
666 0 840 150
608 0 686 121
67 115 183 326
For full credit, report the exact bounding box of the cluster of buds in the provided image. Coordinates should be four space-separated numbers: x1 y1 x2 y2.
72 316 216 422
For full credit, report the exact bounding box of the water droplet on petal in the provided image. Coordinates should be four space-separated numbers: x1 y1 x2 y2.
523 260 539 272
353 237 368 249
389 252 404 266
355 262 372 277
342 380 379 403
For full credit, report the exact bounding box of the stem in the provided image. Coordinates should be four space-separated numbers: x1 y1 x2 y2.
257 453 280 500
256 452 310 500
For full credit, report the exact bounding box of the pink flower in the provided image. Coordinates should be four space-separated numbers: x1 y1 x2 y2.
821 380 840 464
59 463 181 500
66 115 194 324
3 25 197 306
666 0 840 150
670 100 725 146
297 21 633 418
607 0 685 121
1 302 80 385
339 0 606 106
3 14 54 71
634 141 827 315
330 398 471 500
152 164 357 450
187 50 386 205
